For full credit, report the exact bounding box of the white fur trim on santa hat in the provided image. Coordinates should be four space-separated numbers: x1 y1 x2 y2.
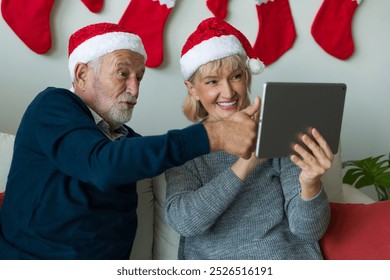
180 35 247 80
68 31 147 81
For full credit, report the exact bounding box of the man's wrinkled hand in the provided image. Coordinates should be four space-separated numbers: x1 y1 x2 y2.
204 97 261 159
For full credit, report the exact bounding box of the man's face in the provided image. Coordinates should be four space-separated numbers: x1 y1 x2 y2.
87 49 146 129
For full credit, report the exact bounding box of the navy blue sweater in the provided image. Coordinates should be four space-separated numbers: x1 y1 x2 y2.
0 87 209 259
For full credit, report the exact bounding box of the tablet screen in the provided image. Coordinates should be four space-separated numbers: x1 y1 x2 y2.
255 82 346 158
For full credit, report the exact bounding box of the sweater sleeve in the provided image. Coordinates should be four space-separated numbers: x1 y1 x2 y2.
278 158 330 241
21 88 210 190
165 159 243 237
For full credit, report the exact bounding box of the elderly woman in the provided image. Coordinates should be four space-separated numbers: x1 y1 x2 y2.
165 17 333 260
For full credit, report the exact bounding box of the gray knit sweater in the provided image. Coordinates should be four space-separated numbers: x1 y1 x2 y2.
164 151 330 260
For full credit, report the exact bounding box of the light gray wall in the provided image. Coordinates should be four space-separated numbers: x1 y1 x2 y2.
1 0 389 165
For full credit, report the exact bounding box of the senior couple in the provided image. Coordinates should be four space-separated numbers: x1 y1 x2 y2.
0 18 333 259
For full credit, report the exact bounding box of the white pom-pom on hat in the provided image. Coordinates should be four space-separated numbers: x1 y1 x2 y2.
247 58 265 75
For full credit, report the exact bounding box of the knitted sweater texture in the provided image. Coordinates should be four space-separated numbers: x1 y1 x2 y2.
165 151 330 260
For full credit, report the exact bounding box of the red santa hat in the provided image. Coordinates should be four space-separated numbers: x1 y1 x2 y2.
180 17 265 80
68 22 147 81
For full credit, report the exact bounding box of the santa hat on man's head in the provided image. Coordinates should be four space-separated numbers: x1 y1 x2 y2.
180 17 265 80
68 22 147 81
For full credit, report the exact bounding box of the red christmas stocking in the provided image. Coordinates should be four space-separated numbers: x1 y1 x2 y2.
81 0 104 13
206 0 229 20
1 0 55 54
118 0 175 68
311 0 361 60
252 0 296 66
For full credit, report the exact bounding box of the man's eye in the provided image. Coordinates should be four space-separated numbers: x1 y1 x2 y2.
118 71 129 78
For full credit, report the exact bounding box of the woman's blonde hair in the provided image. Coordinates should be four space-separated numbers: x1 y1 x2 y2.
182 54 252 123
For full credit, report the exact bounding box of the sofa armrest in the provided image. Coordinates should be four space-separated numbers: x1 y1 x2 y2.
342 184 375 204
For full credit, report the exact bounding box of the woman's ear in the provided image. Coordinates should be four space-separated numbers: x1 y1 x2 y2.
73 63 89 89
184 80 200 101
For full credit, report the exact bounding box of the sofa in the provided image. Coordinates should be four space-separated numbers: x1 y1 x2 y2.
1 131 389 260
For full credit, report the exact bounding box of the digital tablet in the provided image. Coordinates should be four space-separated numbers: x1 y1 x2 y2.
255 82 346 158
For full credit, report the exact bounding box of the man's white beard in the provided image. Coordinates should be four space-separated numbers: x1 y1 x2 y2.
107 107 134 128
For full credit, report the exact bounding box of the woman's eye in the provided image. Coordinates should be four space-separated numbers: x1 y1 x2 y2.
232 73 243 80
205 80 217 86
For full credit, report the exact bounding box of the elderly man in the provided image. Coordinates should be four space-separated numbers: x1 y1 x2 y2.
0 22 260 259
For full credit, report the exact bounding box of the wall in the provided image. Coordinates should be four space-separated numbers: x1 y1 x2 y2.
0 0 389 173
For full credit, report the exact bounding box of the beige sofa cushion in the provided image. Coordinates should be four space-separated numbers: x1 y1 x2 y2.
0 132 15 193
152 173 180 259
130 178 154 260
321 147 345 203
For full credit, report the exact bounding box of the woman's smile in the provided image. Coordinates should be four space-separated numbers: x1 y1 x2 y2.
216 100 238 110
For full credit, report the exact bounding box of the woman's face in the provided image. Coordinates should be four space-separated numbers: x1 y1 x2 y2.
185 59 250 122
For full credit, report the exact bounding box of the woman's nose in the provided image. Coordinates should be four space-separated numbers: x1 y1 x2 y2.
220 81 235 98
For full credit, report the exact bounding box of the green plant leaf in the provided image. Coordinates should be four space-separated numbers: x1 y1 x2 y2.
342 154 390 200
355 176 375 188
376 173 390 188
372 165 390 177
343 168 365 185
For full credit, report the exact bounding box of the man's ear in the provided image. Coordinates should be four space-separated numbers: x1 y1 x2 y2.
184 80 200 101
73 63 89 89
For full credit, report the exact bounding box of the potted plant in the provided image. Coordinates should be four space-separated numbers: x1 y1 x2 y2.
343 154 390 201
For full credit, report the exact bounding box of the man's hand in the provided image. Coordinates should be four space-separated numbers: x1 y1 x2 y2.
204 97 261 159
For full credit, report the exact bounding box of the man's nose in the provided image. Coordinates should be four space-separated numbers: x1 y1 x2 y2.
126 76 139 98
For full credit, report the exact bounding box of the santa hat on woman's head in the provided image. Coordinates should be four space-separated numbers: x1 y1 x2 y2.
180 17 265 80
68 22 147 81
